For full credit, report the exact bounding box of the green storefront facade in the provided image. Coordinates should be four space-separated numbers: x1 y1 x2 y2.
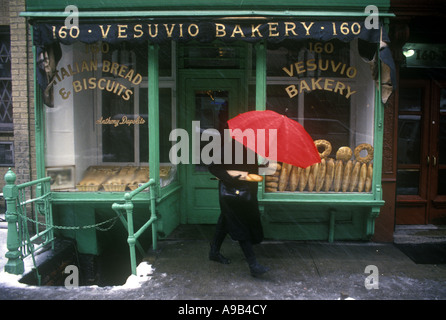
9 1 395 268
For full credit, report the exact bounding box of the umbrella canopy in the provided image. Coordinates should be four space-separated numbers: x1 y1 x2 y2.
227 110 321 168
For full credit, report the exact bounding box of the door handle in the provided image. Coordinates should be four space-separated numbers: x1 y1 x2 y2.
427 155 430 166
433 156 437 167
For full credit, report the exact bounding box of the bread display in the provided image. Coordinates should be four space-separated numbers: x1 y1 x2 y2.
76 165 172 191
103 166 138 191
77 166 120 191
127 167 150 190
264 141 374 193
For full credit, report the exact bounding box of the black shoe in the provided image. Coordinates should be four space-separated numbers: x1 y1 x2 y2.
249 262 270 277
209 251 231 264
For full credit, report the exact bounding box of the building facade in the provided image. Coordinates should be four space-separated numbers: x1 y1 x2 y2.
1 1 444 268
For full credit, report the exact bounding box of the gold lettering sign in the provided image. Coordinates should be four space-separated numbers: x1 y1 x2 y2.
282 42 358 99
50 21 364 42
96 116 146 127
55 44 142 101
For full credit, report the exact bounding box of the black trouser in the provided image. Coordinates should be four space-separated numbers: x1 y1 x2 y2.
238 239 257 265
211 215 257 265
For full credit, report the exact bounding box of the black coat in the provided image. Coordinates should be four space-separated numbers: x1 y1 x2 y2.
208 142 264 244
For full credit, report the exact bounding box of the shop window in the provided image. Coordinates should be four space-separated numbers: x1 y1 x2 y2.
0 26 12 132
45 41 177 191
265 40 375 193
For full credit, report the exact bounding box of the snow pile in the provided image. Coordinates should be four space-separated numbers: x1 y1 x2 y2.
118 261 155 289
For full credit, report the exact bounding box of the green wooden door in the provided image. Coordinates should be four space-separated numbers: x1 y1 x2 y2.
183 77 244 223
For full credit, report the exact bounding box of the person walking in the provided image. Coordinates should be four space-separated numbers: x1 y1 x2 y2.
208 137 269 277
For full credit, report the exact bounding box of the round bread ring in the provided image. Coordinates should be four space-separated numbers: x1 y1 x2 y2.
354 143 374 163
314 140 332 159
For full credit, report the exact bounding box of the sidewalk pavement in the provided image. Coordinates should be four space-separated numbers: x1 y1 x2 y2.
0 222 445 301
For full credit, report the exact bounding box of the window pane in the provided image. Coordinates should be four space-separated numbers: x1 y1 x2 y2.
139 88 148 163
45 41 176 191
0 27 12 131
159 88 173 163
397 115 421 164
438 169 446 195
440 88 446 112
399 87 422 112
102 90 135 162
194 90 229 170
0 80 12 130
181 43 242 69
439 114 446 165
397 169 420 195
265 39 375 193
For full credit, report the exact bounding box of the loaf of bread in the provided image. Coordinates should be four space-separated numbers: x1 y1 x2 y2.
299 166 311 192
315 159 326 192
265 181 279 188
324 158 335 192
246 174 263 182
265 175 279 182
333 160 343 192
357 163 367 192
336 147 352 162
349 161 361 192
289 166 301 192
365 163 373 192
307 163 319 192
342 160 353 192
279 163 292 191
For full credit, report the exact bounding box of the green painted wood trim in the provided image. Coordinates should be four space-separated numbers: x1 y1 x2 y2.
50 191 150 204
148 44 160 196
373 40 384 203
24 0 391 12
21 10 395 19
260 199 385 206
32 30 46 180
255 42 266 111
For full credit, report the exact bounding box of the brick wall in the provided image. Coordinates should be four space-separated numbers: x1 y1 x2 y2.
0 0 35 193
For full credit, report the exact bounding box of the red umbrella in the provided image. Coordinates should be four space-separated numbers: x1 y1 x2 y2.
227 110 321 168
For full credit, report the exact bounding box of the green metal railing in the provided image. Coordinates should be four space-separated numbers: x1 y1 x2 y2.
3 168 54 285
112 178 158 276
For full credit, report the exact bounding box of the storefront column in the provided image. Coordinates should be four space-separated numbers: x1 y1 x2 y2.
148 44 160 196
255 41 266 111
31 35 46 181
